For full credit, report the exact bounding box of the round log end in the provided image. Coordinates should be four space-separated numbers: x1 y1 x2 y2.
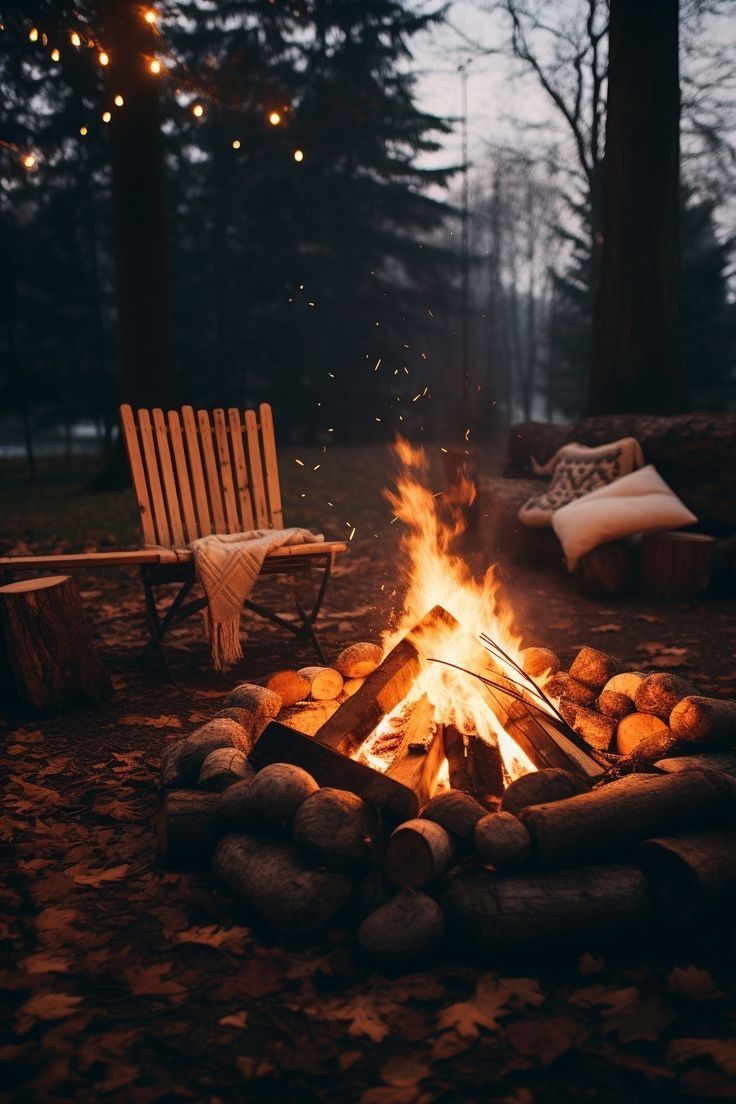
294 787 378 868
358 889 444 964
421 790 487 840
385 818 454 888
501 768 589 816
474 812 531 871
335 642 383 679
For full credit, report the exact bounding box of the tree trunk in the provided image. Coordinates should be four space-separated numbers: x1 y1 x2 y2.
591 0 685 414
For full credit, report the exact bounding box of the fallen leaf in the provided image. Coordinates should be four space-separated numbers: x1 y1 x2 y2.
235 1056 274 1079
667 966 726 1001
16 992 83 1028
122 963 186 997
668 1038 736 1077
505 1016 588 1066
219 1011 248 1029
70 864 130 887
118 714 182 728
173 924 251 953
380 1055 431 1086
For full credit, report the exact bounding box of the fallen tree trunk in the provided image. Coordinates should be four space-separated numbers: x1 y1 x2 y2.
638 830 736 928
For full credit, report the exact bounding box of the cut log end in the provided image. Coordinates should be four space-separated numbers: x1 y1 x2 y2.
474 812 531 871
384 819 454 888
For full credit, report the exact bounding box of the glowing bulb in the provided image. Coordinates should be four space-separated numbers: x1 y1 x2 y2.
293 148 304 162
144 9 157 23
29 28 38 42
102 110 111 123
192 103 204 117
23 154 36 169
114 94 124 106
80 126 88 136
149 58 161 74
99 50 109 65
268 110 281 126
232 139 241 150
71 31 81 46
50 47 60 61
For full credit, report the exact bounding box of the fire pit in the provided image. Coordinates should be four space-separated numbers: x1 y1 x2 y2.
155 440 736 963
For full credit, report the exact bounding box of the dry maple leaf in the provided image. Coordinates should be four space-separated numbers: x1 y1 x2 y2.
505 1016 588 1067
668 1037 736 1077
219 1011 249 1029
35 907 79 938
69 863 130 887
173 924 251 953
122 962 186 997
15 992 83 1031
570 984 675 1043
318 995 393 1043
118 714 182 728
20 952 72 975
667 966 726 1002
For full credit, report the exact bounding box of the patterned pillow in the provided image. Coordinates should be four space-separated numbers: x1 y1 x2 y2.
518 438 645 528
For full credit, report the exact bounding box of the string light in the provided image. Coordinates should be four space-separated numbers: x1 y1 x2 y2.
293 148 304 162
79 126 88 136
114 94 124 106
268 110 282 126
144 9 157 24
149 58 161 74
102 110 111 123
70 31 81 47
232 139 241 149
192 103 204 117
23 154 36 169
99 50 109 65
50 47 60 61
29 27 38 42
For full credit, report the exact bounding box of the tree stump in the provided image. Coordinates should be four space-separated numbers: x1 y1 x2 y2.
577 541 636 597
0 575 111 712
639 531 714 601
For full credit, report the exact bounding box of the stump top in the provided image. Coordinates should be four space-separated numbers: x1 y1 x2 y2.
0 574 71 595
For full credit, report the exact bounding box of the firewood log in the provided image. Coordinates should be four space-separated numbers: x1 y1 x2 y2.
670 696 736 746
655 752 736 778
596 690 635 722
520 769 736 867
520 647 560 680
294 788 379 869
354 869 394 921
634 673 697 721
602 672 646 701
156 791 225 864
211 706 260 728
221 683 281 737
335 642 383 678
226 763 319 833
638 830 736 927
384 819 454 888
279 699 340 735
443 726 503 804
169 718 252 786
616 712 672 755
159 742 186 791
623 728 683 765
343 678 365 697
501 768 589 817
568 705 617 751
264 670 310 707
218 776 256 829
546 673 597 707
569 647 619 691
358 889 444 964
421 790 487 841
474 812 531 871
441 864 650 955
297 666 344 701
213 834 352 939
198 748 254 792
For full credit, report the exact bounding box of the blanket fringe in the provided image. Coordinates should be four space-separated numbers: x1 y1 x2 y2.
202 610 243 673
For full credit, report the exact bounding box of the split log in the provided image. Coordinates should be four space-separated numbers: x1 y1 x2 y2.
487 690 605 780
520 769 736 867
315 605 459 756
569 647 619 691
383 696 445 809
156 791 225 864
501 768 589 817
279 699 340 736
358 889 444 964
655 753 736 778
638 830 736 927
297 665 344 701
294 788 379 869
226 763 319 833
443 725 503 804
441 864 650 955
221 683 281 737
577 542 636 598
546 673 597 707
421 790 487 841
568 705 617 751
603 672 646 701
474 812 531 871
0 575 111 713
170 718 252 785
616 713 672 756
213 834 352 939
335 642 383 678
639 531 714 602
634 673 697 720
670 696 736 746
520 647 560 679
385 819 454 888
265 670 310 707
597 690 635 722
198 748 254 792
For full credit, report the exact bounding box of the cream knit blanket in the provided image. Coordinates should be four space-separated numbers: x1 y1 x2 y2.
191 528 324 671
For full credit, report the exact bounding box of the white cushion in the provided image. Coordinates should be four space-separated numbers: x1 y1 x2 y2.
552 465 697 571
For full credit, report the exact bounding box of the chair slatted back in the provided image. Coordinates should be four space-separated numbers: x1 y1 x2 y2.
120 403 284 548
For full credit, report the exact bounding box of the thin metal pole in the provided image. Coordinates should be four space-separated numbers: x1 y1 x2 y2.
459 60 471 429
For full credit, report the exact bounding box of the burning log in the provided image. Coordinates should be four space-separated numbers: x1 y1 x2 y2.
222 683 282 733
224 763 319 834
616 713 673 756
490 694 605 781
569 647 619 691
358 889 444 964
634 673 697 720
213 835 352 939
520 770 736 867
382 696 445 809
669 696 736 746
294 788 379 870
442 864 650 955
638 830 736 927
265 670 310 707
421 790 488 842
297 666 344 701
198 748 253 792
156 791 225 864
384 819 454 888
520 647 560 679
336 642 383 678
443 725 503 804
474 812 531 871
501 768 590 817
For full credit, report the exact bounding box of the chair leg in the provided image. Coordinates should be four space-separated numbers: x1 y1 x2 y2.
140 571 178 682
294 598 327 664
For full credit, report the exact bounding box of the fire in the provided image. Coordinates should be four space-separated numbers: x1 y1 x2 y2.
363 437 545 782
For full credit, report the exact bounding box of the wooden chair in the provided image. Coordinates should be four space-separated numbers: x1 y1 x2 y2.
0 403 347 677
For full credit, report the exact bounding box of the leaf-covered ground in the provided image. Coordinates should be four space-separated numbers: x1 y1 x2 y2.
2 449 736 1103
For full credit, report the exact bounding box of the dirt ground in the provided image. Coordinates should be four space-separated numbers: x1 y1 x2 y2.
2 450 736 1103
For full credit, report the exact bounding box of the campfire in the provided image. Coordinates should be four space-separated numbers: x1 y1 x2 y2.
156 440 736 963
